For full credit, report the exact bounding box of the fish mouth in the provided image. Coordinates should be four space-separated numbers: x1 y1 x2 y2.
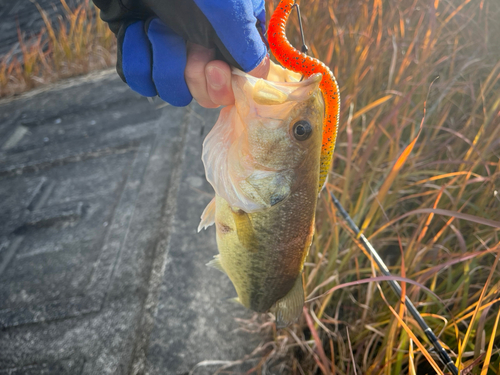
231 64 322 88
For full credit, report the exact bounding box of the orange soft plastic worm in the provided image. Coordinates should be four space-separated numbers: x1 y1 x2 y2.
268 0 340 192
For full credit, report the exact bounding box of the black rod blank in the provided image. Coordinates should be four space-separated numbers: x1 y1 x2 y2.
329 191 458 375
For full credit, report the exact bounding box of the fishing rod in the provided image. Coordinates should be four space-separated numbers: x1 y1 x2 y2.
289 3 459 374
329 192 458 375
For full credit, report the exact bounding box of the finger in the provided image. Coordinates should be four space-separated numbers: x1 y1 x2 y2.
185 42 219 108
205 60 234 106
248 53 270 80
206 53 270 107
120 21 156 97
147 19 192 106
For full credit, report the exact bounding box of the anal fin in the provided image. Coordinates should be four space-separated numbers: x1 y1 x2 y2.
198 197 216 232
270 274 305 328
206 254 226 274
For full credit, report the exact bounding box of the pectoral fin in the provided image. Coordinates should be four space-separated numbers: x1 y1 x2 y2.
198 198 216 232
231 209 258 252
270 275 305 328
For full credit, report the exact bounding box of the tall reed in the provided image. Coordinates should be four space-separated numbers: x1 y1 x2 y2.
0 0 115 98
249 0 500 373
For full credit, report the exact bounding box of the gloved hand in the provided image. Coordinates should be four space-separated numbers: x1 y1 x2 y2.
93 0 269 107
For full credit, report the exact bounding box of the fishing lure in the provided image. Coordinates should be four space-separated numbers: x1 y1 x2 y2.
268 0 340 192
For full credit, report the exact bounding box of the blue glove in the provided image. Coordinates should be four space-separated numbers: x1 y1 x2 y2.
94 0 267 107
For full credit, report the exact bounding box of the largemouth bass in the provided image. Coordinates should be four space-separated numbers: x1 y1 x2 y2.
199 62 324 327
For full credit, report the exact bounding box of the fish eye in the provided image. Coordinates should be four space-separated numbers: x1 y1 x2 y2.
292 120 312 141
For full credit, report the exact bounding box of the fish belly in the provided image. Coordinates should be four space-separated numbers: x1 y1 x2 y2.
214 181 317 314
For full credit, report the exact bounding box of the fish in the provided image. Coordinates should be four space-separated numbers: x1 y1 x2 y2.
199 61 324 327
199 0 340 327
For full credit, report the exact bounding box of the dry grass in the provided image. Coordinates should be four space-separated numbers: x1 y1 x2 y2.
241 0 500 374
3 0 499 373
0 0 116 98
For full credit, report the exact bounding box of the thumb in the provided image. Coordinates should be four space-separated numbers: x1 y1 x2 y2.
248 54 270 80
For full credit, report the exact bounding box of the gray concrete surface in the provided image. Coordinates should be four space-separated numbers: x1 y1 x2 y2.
0 71 261 374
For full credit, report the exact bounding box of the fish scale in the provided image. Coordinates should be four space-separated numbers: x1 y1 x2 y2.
268 0 341 192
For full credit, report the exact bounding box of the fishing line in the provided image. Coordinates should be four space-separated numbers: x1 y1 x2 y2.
287 3 459 374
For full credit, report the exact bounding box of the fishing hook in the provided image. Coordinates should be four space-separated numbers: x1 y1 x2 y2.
292 2 308 54
291 2 308 82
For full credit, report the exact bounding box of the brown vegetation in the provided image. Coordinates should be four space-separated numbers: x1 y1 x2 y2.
2 0 499 373
240 0 500 373
0 0 115 98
